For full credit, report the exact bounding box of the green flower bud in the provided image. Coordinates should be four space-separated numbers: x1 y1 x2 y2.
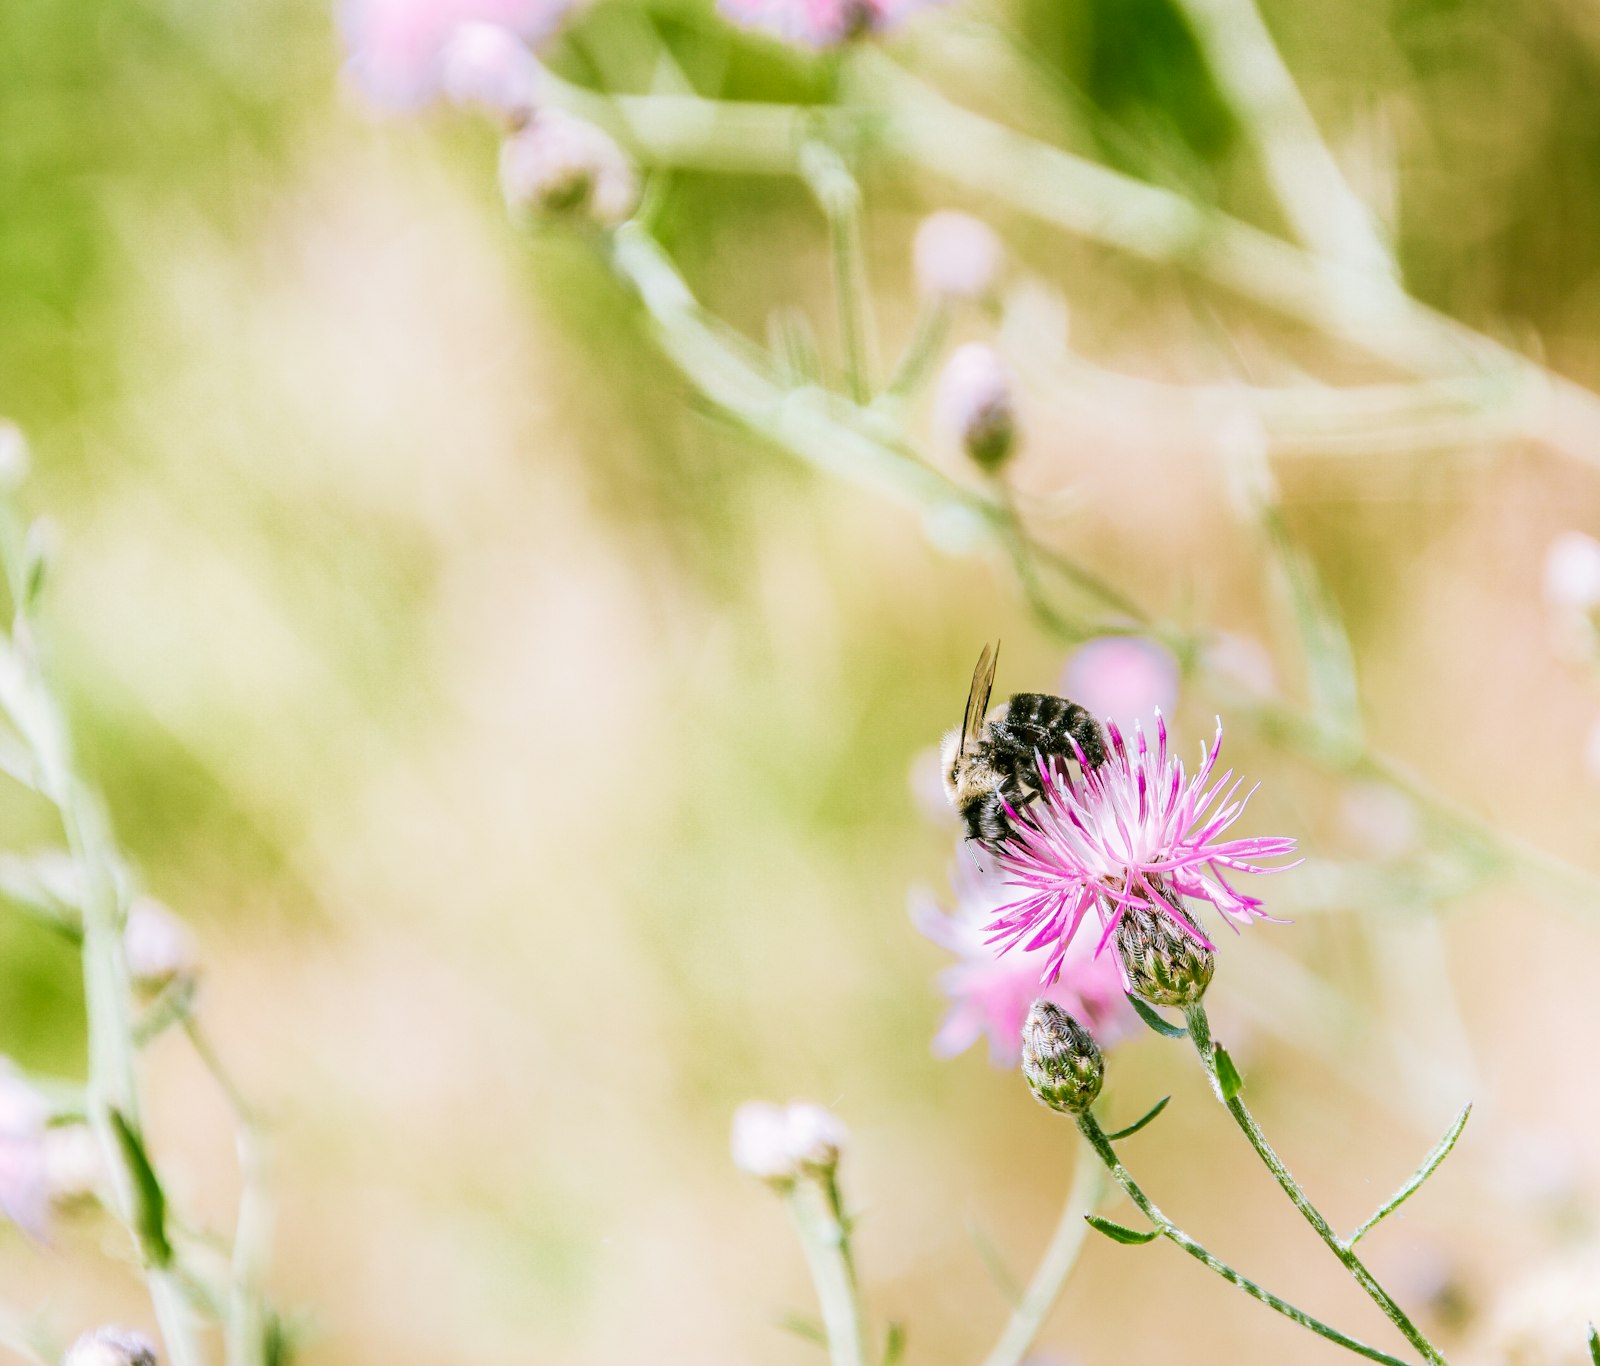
1020 1001 1104 1115
1115 901 1215 1008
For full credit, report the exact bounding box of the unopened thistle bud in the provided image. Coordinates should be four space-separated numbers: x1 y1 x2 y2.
500 110 638 229
913 211 1003 303
123 897 198 996
439 22 541 125
61 1328 158 1366
1020 1001 1103 1115
783 1102 846 1173
936 343 1015 474
1115 901 1215 1008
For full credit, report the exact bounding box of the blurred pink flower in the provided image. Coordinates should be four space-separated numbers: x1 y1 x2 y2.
1060 636 1179 733
339 0 572 108
718 0 938 48
988 716 1296 983
0 1061 49 1238
913 846 1134 1065
913 211 1003 302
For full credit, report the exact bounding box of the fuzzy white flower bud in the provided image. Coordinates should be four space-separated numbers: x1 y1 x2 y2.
61 1327 158 1366
123 898 197 995
783 1102 846 1172
730 1101 794 1182
936 343 1015 473
1544 531 1600 611
913 211 1003 302
500 110 638 228
440 22 541 123
730 1100 848 1183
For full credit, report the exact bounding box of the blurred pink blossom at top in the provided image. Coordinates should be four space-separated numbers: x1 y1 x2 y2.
339 0 572 108
718 0 941 48
1060 636 1179 732
912 845 1134 1066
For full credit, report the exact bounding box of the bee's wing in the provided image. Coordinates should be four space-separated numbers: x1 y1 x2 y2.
960 641 999 756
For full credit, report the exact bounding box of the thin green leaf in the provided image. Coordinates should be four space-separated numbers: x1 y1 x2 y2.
776 1313 827 1348
964 1218 1022 1306
1104 1095 1171 1142
1213 1044 1243 1101
1083 1213 1158 1245
1587 1321 1599 1365
109 1108 171 1268
1345 1104 1472 1247
1127 994 1188 1039
882 1321 906 1366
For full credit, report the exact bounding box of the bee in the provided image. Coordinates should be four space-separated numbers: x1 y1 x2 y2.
941 641 1107 846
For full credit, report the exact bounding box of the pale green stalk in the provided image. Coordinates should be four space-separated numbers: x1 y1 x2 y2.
786 1175 866 1366
1171 0 1394 274
1184 1005 1447 1366
800 140 878 403
980 1138 1100 1366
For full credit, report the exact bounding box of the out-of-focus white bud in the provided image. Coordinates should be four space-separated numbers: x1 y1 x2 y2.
730 1101 794 1182
1543 531 1600 611
0 423 29 490
61 1327 158 1366
913 211 1003 303
123 898 197 996
1337 781 1418 861
731 1100 849 1183
440 22 540 124
0 1061 48 1237
500 110 638 228
936 343 1015 474
43 1124 104 1207
783 1102 846 1172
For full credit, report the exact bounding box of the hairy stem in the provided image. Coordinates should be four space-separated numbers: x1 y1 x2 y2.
1074 1112 1414 1365
787 1174 867 1366
1184 1005 1447 1365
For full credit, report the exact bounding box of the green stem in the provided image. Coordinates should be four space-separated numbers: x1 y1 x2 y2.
980 1137 1100 1366
786 1175 867 1366
1184 1005 1447 1365
882 300 949 401
1074 1112 1414 1366
801 141 876 403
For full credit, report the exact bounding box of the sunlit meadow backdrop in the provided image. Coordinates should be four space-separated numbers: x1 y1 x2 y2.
4 0 1600 1361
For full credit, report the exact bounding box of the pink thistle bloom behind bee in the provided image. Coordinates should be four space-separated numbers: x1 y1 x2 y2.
339 0 572 109
913 846 1134 1066
988 715 1297 984
718 0 941 48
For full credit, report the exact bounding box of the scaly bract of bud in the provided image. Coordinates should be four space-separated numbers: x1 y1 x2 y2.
1020 1001 1103 1115
1114 900 1215 1008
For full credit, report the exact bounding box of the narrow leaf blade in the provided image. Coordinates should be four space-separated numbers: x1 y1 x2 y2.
1105 1095 1171 1143
109 1108 171 1267
882 1321 907 1366
1083 1214 1158 1246
1587 1321 1599 1365
1346 1103 1472 1247
1213 1044 1244 1101
1127 994 1188 1039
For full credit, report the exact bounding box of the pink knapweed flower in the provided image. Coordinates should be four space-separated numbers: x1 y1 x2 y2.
1060 636 1179 733
988 715 1297 983
339 0 571 109
913 847 1133 1065
719 0 938 48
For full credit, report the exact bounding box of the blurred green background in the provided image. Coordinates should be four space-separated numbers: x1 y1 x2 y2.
4 0 1600 1361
